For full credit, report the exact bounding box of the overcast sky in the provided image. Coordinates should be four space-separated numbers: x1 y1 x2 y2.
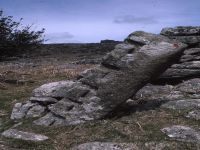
0 0 199 43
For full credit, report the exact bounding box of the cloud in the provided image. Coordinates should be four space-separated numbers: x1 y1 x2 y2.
45 32 74 43
114 15 158 24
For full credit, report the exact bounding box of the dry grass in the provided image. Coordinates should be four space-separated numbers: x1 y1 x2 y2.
0 63 94 84
50 109 200 150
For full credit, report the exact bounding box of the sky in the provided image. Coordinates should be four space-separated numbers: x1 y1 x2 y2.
0 0 200 43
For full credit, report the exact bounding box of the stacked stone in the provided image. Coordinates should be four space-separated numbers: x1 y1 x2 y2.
160 26 200 81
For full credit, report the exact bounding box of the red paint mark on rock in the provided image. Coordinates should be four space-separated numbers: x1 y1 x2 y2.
173 43 179 48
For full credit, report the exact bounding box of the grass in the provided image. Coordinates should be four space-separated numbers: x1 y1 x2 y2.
0 57 200 149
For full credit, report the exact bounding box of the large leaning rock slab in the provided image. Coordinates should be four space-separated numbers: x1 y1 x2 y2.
1 129 48 142
96 41 186 111
11 32 187 126
161 125 200 144
70 142 138 150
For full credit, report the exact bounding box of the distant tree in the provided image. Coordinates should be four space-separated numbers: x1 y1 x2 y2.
0 10 45 57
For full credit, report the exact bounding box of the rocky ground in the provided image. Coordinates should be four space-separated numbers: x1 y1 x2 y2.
0 26 200 150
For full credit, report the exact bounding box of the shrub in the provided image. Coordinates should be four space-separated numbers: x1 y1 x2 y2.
0 10 45 57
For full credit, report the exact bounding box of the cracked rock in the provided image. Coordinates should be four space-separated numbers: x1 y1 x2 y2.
161 99 200 110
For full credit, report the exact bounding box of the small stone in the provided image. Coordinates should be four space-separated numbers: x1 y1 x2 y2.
64 85 90 101
10 102 45 120
1 129 48 142
33 113 66 126
48 99 78 118
134 84 174 101
10 102 35 120
161 125 200 143
78 67 109 88
177 78 200 94
70 142 138 150
26 104 46 118
186 110 200 120
145 142 174 150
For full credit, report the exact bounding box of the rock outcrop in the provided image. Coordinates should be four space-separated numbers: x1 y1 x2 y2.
161 26 200 44
159 26 200 82
10 31 187 126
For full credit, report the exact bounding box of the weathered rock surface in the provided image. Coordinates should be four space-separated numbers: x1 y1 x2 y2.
161 26 200 36
138 78 200 119
161 99 200 110
144 142 175 150
33 112 67 126
125 31 171 45
32 81 79 98
134 78 200 102
161 26 200 44
160 48 200 80
160 26 200 81
186 110 200 121
1 129 48 141
161 125 200 143
70 142 138 150
10 31 187 126
11 102 46 120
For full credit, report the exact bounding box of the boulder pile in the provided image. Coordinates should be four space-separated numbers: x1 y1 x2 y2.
10 31 187 126
159 26 200 82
